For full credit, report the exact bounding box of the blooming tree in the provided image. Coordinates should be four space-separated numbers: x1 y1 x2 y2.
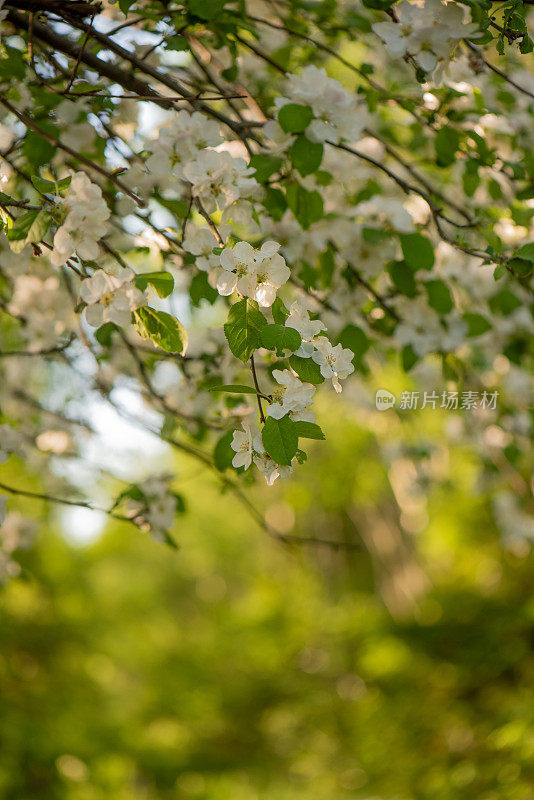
0 0 533 559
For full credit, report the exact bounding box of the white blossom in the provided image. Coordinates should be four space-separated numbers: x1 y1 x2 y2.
277 65 368 144
0 123 14 150
8 275 73 349
311 337 355 392
285 300 326 356
266 369 316 421
51 172 110 267
263 119 294 154
140 476 178 539
121 476 178 541
252 436 293 485
182 225 221 272
146 110 222 179
217 240 257 298
217 240 290 307
230 421 257 469
394 296 467 356
80 267 147 328
183 149 258 212
253 451 293 485
373 0 480 81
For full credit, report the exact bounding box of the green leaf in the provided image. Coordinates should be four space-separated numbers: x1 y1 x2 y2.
208 384 259 395
22 130 57 165
319 245 335 288
401 344 419 372
221 64 238 82
262 187 287 221
165 35 189 51
289 355 324 384
286 184 323 229
520 34 533 54
261 324 302 356
337 324 370 362
493 264 506 281
362 0 396 8
424 280 454 314
298 261 318 289
155 195 190 218
514 243 534 262
7 209 50 253
134 307 188 354
262 415 298 466
187 0 226 19
362 226 392 244
488 289 521 316
31 175 71 195
278 103 314 134
435 127 460 167
95 322 118 347
189 271 218 306
294 421 325 441
388 260 417 297
214 430 234 472
249 154 283 184
118 0 136 14
508 258 533 278
224 299 267 361
463 163 480 197
0 45 27 80
289 135 323 177
134 271 174 298
463 312 492 337
271 297 289 325
6 210 39 242
400 233 435 271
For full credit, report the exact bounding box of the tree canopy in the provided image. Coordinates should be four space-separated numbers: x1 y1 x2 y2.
0 0 532 549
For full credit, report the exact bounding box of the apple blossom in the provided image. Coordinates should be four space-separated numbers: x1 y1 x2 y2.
80 268 147 328
312 338 355 393
266 370 316 422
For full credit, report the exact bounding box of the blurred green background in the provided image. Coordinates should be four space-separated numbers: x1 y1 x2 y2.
1 397 534 800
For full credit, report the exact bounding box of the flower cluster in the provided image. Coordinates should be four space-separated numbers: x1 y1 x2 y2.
217 240 290 306
267 369 316 421
311 338 355 393
0 0 532 555
183 149 259 213
146 110 222 179
145 110 258 214
275 65 369 144
79 267 147 328
225 295 354 483
51 172 110 267
182 226 222 273
231 422 292 486
8 275 73 349
123 476 180 542
372 0 480 80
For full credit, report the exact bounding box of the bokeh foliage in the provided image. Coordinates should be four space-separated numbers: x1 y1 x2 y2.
1 402 533 800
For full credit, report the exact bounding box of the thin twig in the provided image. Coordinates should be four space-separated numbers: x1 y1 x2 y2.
194 197 225 245
250 354 266 423
0 96 145 208
64 7 96 93
0 479 135 524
